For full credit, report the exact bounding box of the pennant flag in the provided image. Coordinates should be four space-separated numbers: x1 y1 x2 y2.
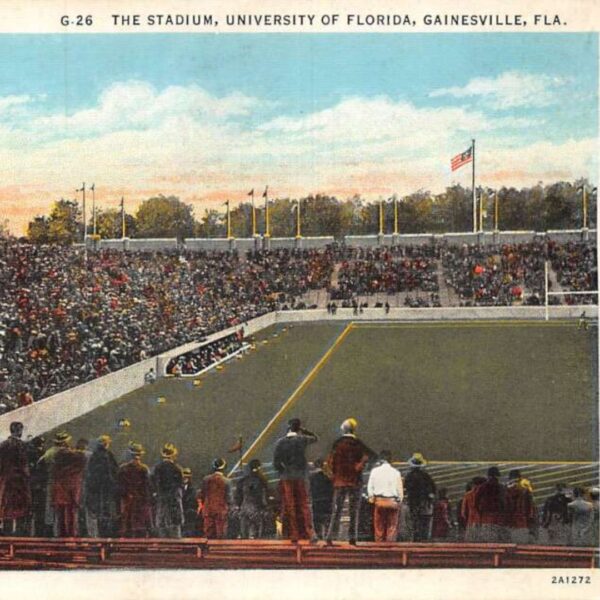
247 189 254 196
228 436 243 453
90 183 95 191
262 186 269 198
451 146 473 172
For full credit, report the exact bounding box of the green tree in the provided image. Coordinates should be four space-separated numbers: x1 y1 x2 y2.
27 216 50 243
95 208 137 239
135 195 196 239
29 199 82 244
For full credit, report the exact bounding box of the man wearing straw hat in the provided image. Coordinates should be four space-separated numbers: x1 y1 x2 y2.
50 431 87 537
118 442 153 538
152 443 184 538
404 452 437 542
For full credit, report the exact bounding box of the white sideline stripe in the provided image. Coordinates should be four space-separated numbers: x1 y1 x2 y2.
227 324 353 476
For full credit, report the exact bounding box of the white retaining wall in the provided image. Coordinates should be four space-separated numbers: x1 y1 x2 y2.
0 305 592 438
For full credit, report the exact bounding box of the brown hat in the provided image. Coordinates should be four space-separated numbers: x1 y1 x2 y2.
128 442 145 457
54 431 72 446
161 443 178 459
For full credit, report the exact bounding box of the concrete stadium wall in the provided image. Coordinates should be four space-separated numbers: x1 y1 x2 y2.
93 230 594 252
276 305 591 323
0 357 156 439
1 304 592 438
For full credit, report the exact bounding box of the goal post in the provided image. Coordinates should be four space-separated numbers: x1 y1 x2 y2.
544 260 599 321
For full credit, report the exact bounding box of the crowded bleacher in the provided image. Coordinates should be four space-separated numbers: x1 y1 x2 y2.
0 239 596 414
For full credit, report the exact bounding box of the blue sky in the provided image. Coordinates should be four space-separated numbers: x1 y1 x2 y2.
0 33 597 231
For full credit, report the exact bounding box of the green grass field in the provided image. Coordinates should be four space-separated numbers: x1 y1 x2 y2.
47 320 598 490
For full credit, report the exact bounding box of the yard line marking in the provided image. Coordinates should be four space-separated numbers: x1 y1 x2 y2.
391 460 597 465
228 323 354 476
353 321 575 329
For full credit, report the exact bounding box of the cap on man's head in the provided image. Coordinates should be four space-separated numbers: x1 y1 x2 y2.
128 442 145 457
287 418 301 432
341 418 358 433
54 431 72 446
161 443 178 459
408 452 427 467
212 457 227 472
248 459 261 471
508 469 521 481
182 467 192 478
98 434 112 446
488 466 501 478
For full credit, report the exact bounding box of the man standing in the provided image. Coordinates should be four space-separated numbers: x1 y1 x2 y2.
367 450 403 542
0 422 31 536
542 483 570 546
200 458 232 539
474 466 506 543
152 443 184 538
505 470 536 544
83 435 118 538
568 487 594 546
181 468 198 537
273 418 318 542
309 458 333 540
404 452 436 542
118 442 153 538
51 432 87 537
461 477 486 542
326 418 372 545
235 458 269 539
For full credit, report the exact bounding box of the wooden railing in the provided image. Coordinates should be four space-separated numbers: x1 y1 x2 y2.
0 537 596 569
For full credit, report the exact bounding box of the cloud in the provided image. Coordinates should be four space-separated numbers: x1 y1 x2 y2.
0 80 594 234
429 71 568 109
33 81 263 138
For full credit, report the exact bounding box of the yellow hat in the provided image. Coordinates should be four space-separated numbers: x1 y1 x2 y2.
161 443 178 458
341 418 358 433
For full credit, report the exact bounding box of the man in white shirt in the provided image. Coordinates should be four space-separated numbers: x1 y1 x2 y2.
367 450 404 542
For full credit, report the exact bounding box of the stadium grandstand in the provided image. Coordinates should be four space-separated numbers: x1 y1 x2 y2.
0 233 598 569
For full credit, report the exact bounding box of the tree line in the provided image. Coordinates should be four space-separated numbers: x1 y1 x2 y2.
24 180 596 244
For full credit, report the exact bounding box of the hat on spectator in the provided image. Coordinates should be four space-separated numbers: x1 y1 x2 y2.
182 467 192 478
212 458 227 472
161 443 178 459
128 442 145 457
248 459 261 472
341 418 358 433
408 452 427 467
98 434 112 447
54 431 72 446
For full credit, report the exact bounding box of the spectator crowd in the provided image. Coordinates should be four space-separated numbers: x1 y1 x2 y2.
0 419 597 547
0 239 596 415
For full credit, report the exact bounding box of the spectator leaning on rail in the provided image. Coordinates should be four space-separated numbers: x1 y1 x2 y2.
326 418 373 546
367 450 404 542
403 452 436 542
273 418 318 543
0 421 31 536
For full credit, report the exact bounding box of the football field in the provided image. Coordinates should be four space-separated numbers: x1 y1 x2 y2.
48 320 599 501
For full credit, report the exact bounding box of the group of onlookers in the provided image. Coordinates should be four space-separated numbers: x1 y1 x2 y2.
0 420 597 546
165 331 245 376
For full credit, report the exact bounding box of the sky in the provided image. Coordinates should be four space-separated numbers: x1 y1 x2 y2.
0 33 597 233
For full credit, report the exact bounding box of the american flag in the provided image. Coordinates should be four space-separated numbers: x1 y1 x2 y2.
451 146 473 172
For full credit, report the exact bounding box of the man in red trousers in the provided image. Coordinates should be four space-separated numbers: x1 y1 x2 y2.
199 457 232 539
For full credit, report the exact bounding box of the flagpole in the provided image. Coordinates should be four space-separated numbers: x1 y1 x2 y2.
250 190 257 237
295 199 302 239
494 190 499 231
91 184 96 236
226 200 232 239
394 197 399 235
472 139 476 233
583 185 587 229
479 190 484 232
264 187 270 238
121 196 126 239
379 200 384 235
